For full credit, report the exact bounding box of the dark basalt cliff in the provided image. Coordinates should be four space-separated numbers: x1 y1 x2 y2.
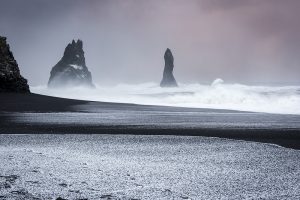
48 39 94 88
0 36 30 93
160 48 178 87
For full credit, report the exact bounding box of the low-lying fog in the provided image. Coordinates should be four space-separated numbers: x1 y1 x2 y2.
32 79 300 115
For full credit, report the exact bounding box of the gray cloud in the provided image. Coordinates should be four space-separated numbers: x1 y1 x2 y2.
1 0 300 85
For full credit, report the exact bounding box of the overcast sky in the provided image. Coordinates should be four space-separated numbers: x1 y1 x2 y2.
1 0 300 86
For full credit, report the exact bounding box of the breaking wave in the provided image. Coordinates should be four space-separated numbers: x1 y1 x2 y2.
31 79 300 115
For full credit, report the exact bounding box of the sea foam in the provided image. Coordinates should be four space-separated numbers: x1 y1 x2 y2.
31 80 300 115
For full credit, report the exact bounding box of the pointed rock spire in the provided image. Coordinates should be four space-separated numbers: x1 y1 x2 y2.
48 39 94 88
160 48 178 87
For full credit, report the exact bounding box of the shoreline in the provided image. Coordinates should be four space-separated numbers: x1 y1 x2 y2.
0 93 300 149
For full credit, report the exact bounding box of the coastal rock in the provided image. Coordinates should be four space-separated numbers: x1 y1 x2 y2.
160 48 178 87
48 39 94 88
0 36 30 93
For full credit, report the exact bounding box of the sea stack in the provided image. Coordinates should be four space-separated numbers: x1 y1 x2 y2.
0 36 30 93
48 39 94 88
160 48 178 87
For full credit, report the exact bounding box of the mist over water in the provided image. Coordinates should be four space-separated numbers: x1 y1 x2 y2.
32 79 300 115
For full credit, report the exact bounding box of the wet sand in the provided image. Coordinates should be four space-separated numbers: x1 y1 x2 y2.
0 93 300 149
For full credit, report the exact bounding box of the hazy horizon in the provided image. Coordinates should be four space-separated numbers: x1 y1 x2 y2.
1 0 300 86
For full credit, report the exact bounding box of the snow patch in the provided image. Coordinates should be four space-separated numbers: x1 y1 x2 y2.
69 64 83 70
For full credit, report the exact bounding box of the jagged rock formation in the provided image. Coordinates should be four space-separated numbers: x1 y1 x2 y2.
160 48 178 87
48 39 94 88
0 36 30 93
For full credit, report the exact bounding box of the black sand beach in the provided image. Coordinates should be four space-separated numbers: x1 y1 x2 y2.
0 93 300 149
2 1 300 199
1 134 299 199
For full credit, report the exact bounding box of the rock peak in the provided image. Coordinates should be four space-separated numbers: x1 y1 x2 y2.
160 48 178 87
48 39 94 88
164 48 173 61
0 36 30 93
63 39 85 66
70 39 82 47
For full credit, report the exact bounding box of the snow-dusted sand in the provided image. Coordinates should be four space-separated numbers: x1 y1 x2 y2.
0 134 299 200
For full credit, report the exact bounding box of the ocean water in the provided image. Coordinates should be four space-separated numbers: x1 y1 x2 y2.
31 79 300 115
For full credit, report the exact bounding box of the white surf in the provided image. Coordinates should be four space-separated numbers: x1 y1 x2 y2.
31 79 300 115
